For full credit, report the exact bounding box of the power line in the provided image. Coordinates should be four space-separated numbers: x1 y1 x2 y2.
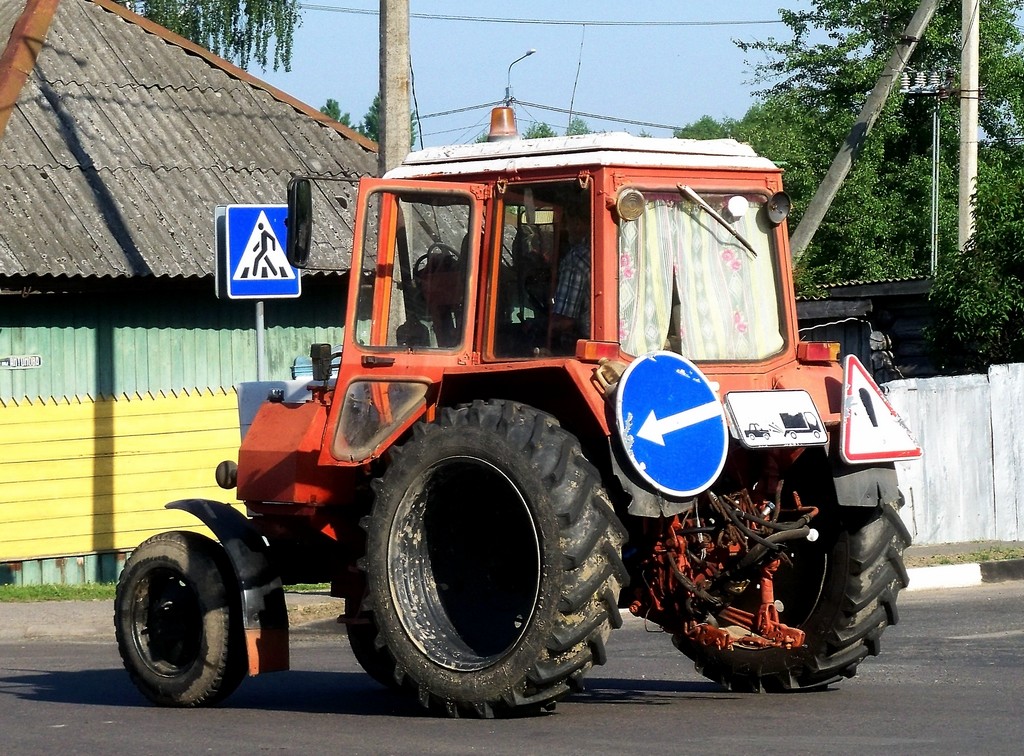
419 101 504 119
517 100 683 131
418 100 683 132
297 4 788 27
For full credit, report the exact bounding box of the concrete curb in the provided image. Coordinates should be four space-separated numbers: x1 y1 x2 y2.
906 557 1024 592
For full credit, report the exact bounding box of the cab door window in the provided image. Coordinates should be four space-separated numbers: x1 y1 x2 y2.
356 189 473 350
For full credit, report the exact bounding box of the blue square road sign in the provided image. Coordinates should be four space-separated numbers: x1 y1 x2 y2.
217 204 300 300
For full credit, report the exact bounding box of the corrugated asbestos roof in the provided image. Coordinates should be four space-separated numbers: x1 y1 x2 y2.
0 0 377 280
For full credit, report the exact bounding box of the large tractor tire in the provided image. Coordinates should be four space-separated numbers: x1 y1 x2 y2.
361 400 628 717
675 496 911 691
346 613 402 691
115 530 247 707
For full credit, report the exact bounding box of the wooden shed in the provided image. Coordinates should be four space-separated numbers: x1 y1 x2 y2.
0 0 376 582
796 277 935 383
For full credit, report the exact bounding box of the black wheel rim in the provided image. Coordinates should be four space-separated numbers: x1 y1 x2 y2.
131 568 203 676
387 456 542 672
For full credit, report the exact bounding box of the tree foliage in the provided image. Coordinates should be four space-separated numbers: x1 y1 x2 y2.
321 95 418 148
707 0 1024 370
319 98 352 127
674 115 737 140
566 117 592 136
928 149 1024 372
117 1 300 71
523 122 557 139
360 94 382 143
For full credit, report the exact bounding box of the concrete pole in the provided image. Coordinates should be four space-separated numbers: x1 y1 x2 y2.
379 0 410 176
959 0 980 250
789 0 937 260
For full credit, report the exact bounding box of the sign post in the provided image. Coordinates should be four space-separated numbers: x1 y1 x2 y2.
215 204 300 379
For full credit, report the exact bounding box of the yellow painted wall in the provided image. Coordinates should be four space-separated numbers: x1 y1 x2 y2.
0 390 243 562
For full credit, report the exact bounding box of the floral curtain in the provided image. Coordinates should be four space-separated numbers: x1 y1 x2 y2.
619 199 784 360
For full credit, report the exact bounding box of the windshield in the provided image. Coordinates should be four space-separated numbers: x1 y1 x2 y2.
618 189 785 361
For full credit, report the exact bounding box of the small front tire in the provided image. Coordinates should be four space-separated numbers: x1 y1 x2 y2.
114 531 246 707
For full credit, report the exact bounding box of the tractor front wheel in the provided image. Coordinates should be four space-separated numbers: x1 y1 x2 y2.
114 531 246 707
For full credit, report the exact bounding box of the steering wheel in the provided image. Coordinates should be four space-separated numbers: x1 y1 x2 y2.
414 242 460 277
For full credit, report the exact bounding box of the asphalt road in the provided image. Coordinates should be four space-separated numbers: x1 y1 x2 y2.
1 583 1022 755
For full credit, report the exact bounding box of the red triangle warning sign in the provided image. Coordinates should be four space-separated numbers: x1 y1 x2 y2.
841 355 922 464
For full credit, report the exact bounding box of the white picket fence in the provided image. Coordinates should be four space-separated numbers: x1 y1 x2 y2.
885 363 1024 545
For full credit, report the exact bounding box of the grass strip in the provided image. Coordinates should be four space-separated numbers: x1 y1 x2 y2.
0 582 332 602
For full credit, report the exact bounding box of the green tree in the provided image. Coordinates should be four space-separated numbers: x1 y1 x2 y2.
360 94 381 143
356 94 418 148
523 122 557 139
566 117 591 136
117 1 300 71
319 98 352 127
732 0 1024 306
928 150 1024 372
674 115 737 140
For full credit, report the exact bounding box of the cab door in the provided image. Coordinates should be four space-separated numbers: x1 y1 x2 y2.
327 179 489 464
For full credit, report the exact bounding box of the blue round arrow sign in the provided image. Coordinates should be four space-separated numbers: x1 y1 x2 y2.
614 350 728 497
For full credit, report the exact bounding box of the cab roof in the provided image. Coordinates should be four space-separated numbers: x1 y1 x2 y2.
385 132 780 180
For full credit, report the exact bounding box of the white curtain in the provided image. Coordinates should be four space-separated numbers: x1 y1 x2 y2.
619 199 784 360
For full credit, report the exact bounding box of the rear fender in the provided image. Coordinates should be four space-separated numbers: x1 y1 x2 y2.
831 461 901 509
168 499 289 675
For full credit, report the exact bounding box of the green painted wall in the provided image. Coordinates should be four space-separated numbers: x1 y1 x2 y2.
0 281 348 401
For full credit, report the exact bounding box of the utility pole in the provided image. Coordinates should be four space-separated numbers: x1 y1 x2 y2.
959 0 980 250
790 0 938 261
379 0 410 176
900 70 950 273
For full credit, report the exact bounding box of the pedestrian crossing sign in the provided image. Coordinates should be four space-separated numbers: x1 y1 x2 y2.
216 204 301 299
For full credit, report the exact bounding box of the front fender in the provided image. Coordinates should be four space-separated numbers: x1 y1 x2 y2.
168 499 289 675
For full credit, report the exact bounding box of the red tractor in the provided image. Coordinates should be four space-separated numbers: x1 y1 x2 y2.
114 110 918 717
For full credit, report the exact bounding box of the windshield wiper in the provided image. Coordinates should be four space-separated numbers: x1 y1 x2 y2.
677 184 757 258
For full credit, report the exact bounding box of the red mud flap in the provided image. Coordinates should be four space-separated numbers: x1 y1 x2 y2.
246 628 290 675
168 499 290 675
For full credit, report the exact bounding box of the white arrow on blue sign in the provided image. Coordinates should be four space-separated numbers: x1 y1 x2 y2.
615 350 728 498
220 204 300 300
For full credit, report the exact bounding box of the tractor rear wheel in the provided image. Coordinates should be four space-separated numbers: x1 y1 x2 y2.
346 613 402 691
675 496 910 691
362 400 627 717
114 531 246 707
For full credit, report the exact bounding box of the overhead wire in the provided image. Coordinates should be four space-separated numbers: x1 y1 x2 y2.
297 5 787 27
517 101 684 132
292 4 801 143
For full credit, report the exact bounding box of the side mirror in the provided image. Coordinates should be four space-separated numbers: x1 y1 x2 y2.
766 191 792 226
310 342 333 382
287 177 313 268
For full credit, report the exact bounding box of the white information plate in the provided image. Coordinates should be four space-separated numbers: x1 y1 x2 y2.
724 390 827 449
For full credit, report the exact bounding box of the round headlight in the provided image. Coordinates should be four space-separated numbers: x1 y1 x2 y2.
726 195 749 220
615 187 645 221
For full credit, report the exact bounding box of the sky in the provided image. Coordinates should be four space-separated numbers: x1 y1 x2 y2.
250 1 814 148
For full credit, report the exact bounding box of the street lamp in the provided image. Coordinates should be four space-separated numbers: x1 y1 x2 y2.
505 49 536 104
900 69 953 274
